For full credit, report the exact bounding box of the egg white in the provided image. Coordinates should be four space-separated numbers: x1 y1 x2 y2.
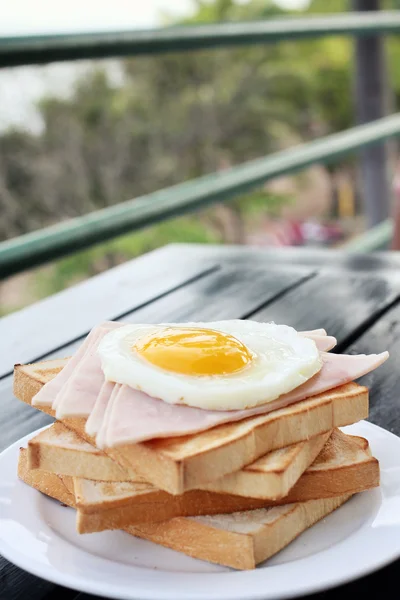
97 320 322 411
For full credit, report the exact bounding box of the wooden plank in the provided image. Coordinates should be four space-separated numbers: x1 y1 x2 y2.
343 300 400 435
250 271 400 349
2 12 400 68
0 245 217 379
295 560 398 600
119 263 314 324
0 560 76 600
176 244 400 273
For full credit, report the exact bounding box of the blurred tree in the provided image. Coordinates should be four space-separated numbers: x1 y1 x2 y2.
0 0 307 248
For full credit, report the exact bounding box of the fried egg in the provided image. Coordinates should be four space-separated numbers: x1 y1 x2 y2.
97 320 322 411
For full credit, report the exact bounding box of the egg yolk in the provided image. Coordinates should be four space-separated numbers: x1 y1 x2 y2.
133 327 252 376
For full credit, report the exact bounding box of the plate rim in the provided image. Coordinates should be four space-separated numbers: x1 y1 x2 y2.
1 420 400 600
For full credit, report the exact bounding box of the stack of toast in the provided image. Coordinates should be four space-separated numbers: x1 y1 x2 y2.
15 344 380 570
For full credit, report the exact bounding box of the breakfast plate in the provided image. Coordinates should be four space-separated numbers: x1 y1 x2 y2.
1 420 400 600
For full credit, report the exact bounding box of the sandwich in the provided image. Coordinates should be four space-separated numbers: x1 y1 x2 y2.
24 426 379 533
14 320 387 569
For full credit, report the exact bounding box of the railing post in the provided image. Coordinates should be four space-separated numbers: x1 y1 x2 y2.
391 163 400 250
353 0 391 228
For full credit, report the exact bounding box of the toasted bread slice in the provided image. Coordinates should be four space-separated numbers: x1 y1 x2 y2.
18 448 76 508
72 429 378 533
127 495 351 570
201 430 330 498
28 422 330 500
201 426 379 498
14 360 369 494
28 422 130 482
17 450 351 570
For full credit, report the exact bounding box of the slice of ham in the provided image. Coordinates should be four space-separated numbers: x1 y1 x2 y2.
96 384 122 448
32 321 120 409
54 323 123 419
98 350 388 447
304 335 336 352
31 325 102 408
85 381 114 437
50 326 334 418
54 327 108 415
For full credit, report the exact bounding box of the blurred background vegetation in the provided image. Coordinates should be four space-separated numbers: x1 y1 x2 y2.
1 0 400 314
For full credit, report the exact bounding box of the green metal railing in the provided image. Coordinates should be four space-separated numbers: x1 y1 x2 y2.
345 220 393 252
2 12 400 67
1 12 400 278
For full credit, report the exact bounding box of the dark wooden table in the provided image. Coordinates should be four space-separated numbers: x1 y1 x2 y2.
1 243 400 600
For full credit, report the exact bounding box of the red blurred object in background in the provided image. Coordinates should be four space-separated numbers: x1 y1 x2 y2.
391 163 400 250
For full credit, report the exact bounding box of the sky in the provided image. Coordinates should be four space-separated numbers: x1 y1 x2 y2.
0 0 197 36
0 0 309 131
0 0 308 35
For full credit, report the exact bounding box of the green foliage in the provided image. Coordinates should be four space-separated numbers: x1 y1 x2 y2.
234 189 293 218
182 0 285 23
308 0 348 12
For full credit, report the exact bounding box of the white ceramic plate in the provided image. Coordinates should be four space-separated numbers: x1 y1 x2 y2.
1 420 400 600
